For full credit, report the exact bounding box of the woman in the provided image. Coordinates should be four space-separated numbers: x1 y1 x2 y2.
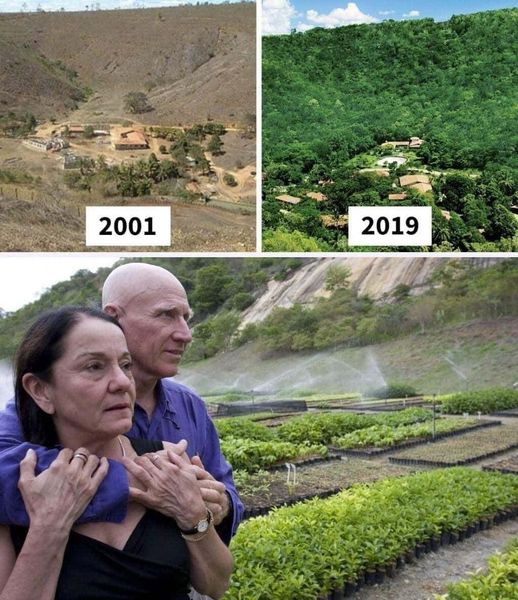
0 306 232 600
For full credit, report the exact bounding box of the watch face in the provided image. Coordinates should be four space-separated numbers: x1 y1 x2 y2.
198 519 209 533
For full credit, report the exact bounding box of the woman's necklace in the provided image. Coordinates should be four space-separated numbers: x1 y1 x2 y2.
117 435 126 458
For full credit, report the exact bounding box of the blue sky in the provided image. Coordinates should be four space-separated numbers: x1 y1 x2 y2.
262 0 517 34
0 0 235 12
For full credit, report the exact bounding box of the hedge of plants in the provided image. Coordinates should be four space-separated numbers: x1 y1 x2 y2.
225 468 518 600
215 417 276 441
216 409 436 471
436 537 518 600
274 408 433 445
441 388 518 414
332 417 477 450
220 438 328 472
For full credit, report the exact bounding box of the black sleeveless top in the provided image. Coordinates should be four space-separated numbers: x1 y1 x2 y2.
10 439 190 600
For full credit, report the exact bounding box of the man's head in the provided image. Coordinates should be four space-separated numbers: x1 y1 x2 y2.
102 263 193 385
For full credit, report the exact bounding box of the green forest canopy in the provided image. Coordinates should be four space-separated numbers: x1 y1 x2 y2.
263 9 518 251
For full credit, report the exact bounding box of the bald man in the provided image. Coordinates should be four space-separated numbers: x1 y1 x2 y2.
0 263 243 545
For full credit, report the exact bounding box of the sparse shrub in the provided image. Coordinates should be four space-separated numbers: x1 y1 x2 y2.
223 173 238 187
123 91 153 114
369 382 418 399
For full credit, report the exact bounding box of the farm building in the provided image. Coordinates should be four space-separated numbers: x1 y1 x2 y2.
67 125 85 137
409 136 425 148
305 191 327 202
383 136 425 149
113 129 149 150
399 174 432 193
275 194 301 205
383 140 410 149
22 138 52 152
23 137 68 152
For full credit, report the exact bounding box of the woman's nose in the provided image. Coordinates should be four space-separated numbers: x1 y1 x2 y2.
109 365 133 391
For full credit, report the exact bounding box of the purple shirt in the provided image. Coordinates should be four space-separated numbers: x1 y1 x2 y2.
0 378 242 545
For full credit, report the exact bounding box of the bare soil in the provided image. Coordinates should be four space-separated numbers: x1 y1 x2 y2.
0 128 256 251
0 3 255 125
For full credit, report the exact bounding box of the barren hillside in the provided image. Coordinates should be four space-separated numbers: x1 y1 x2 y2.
0 2 255 124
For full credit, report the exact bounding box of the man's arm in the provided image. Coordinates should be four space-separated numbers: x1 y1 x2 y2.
197 415 244 545
0 401 129 526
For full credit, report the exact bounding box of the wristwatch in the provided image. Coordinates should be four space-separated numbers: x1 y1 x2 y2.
179 509 213 535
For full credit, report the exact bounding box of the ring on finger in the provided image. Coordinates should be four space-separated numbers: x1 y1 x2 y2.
150 454 161 467
72 452 89 465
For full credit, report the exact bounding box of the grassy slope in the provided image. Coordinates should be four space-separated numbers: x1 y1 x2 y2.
177 317 518 396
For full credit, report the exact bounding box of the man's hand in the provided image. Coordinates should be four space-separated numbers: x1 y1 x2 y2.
190 455 230 526
122 450 207 531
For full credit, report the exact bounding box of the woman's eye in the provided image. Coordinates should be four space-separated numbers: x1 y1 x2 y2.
121 361 133 372
86 363 102 372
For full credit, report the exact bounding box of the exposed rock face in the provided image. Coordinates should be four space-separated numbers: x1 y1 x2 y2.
241 257 501 327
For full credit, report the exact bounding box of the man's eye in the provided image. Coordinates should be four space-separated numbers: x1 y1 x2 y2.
121 361 133 372
86 363 102 371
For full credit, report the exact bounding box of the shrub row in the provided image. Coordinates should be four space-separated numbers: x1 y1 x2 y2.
220 437 327 472
233 408 434 446
331 417 476 449
225 468 518 600
441 388 518 414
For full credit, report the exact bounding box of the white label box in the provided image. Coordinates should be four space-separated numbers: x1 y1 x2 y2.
86 206 171 247
348 206 432 247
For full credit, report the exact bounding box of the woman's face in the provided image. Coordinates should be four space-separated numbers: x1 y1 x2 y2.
42 316 136 444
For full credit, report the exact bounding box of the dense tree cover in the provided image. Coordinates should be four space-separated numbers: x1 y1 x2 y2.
234 259 518 353
0 258 309 360
263 9 518 251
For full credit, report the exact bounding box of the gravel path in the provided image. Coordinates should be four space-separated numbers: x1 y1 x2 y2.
355 518 518 599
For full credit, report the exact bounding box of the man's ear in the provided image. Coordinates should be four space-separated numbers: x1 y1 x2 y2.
21 373 55 415
104 303 121 320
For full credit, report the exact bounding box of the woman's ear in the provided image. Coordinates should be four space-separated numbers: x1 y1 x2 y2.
21 373 55 415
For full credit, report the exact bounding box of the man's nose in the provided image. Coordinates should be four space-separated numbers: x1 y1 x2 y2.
173 317 192 343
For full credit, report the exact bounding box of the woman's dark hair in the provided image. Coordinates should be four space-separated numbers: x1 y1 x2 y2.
15 306 123 447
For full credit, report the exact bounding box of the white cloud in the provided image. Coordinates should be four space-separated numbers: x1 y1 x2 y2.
304 3 377 29
262 0 297 35
403 9 420 17
379 10 395 16
295 21 312 32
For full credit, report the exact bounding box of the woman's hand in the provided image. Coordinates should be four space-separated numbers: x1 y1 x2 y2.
123 450 207 531
18 448 109 534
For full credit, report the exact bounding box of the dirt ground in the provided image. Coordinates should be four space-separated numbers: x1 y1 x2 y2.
0 126 256 251
356 519 518 599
